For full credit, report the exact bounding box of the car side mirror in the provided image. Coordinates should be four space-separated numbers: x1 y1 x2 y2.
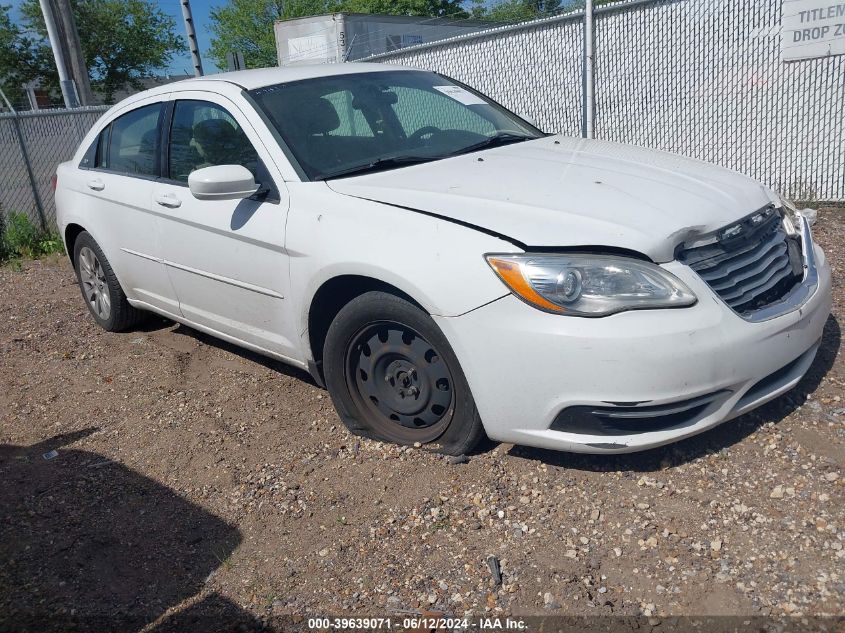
188 165 260 201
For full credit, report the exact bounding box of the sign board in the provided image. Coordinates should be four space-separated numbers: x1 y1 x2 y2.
782 0 845 61
287 34 333 63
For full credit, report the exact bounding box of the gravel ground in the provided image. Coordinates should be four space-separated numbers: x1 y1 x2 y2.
1 209 844 631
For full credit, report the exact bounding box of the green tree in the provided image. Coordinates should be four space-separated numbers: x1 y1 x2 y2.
486 0 537 22
0 4 40 106
466 0 487 19
484 0 614 22
20 0 185 103
487 0 566 22
338 0 467 17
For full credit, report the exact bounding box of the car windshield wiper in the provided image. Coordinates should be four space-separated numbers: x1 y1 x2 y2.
446 132 534 157
315 134 534 180
316 155 438 180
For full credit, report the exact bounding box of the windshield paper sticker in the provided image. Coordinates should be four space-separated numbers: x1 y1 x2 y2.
433 85 487 106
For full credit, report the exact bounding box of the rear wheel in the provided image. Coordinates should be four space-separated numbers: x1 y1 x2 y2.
323 291 485 455
73 231 145 332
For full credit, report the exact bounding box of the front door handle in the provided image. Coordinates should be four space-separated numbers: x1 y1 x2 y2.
155 193 182 208
87 178 105 191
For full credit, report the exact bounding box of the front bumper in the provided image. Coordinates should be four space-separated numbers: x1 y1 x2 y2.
435 240 832 454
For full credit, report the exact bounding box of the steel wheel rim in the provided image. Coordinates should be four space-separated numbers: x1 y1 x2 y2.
345 321 455 444
78 246 111 321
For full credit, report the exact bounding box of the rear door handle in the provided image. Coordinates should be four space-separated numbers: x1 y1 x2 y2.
155 193 182 208
87 178 105 191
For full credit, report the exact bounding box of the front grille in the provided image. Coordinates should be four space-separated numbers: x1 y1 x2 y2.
679 207 804 316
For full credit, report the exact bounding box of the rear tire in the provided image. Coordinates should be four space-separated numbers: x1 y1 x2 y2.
323 291 485 455
73 231 145 332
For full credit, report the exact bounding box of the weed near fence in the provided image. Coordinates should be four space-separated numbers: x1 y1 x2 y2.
0 210 64 266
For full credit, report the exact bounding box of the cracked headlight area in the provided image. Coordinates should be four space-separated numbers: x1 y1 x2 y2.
778 195 816 233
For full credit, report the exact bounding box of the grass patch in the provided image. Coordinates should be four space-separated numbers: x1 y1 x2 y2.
0 211 64 266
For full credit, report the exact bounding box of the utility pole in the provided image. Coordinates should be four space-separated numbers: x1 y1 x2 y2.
180 0 204 76
38 0 78 107
582 0 595 139
52 0 94 105
24 81 40 110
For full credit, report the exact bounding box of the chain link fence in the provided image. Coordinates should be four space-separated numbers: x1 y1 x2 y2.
0 106 109 231
366 0 845 202
1 0 842 234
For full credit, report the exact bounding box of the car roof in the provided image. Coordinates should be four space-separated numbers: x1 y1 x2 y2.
194 62 413 90
103 62 428 121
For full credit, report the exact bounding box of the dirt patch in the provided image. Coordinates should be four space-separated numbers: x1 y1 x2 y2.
1 210 844 629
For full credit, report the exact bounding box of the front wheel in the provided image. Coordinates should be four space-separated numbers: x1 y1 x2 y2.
323 292 485 455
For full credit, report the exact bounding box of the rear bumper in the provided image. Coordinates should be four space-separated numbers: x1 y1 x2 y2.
435 243 832 454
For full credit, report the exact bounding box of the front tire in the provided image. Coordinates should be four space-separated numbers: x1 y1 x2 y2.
73 231 145 332
323 291 485 455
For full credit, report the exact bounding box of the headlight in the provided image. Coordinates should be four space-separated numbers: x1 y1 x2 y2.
486 253 697 316
779 196 800 234
778 195 816 230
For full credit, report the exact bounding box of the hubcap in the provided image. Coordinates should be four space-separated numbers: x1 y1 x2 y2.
78 246 111 320
346 322 454 443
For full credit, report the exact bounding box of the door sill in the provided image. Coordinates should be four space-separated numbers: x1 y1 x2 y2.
127 299 308 370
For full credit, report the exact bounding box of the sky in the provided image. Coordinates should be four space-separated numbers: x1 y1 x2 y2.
156 0 221 74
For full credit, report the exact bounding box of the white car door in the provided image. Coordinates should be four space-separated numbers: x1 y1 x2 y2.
77 96 179 315
151 92 298 360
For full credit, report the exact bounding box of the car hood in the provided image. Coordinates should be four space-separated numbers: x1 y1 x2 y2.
326 135 777 262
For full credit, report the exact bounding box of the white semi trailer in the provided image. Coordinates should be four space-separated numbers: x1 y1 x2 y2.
274 13 492 66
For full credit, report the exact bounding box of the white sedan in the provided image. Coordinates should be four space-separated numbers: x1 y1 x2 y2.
55 63 831 455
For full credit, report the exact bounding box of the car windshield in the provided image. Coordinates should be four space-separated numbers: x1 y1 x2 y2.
248 70 543 181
